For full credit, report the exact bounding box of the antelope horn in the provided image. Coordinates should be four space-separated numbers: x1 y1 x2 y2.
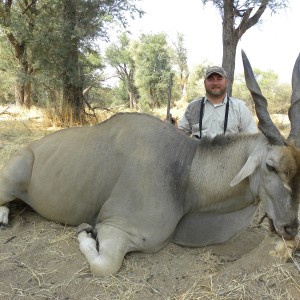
287 53 300 148
242 50 285 146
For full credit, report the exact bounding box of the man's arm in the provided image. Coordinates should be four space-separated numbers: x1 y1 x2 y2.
178 109 192 136
239 103 258 133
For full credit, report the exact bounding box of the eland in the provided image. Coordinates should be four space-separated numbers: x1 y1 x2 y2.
0 51 300 276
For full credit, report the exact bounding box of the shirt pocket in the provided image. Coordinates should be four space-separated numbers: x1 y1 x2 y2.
224 115 240 134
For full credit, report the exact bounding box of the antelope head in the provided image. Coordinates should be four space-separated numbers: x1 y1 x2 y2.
242 50 300 239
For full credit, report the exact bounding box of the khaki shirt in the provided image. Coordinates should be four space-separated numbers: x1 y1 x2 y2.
178 96 257 138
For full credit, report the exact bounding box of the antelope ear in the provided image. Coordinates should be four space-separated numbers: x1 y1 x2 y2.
230 154 260 186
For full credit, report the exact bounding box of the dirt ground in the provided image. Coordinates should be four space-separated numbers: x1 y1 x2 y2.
0 107 300 300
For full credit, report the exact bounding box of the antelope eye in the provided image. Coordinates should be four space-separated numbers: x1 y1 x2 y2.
285 170 295 177
266 163 277 173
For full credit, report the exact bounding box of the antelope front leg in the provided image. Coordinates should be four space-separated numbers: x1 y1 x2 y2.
0 206 9 229
77 223 131 277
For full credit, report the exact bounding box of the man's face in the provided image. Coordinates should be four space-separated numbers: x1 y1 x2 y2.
204 73 228 97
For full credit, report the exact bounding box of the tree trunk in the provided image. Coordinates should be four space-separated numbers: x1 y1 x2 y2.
222 39 238 97
62 0 85 125
2 1 36 110
221 0 268 96
15 83 24 108
124 69 137 109
7 35 32 109
62 84 84 124
222 0 238 97
180 72 189 101
24 81 31 109
128 83 137 109
14 55 32 109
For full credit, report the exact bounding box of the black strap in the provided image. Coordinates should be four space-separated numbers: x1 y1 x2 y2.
197 96 230 139
198 97 205 139
223 96 230 134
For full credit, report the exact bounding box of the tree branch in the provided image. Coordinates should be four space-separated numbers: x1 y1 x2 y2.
235 2 267 40
22 0 38 15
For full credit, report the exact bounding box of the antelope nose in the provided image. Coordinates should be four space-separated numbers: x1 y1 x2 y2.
283 223 299 239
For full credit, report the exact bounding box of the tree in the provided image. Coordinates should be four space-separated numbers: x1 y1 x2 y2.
0 34 17 103
0 0 38 108
133 33 173 109
233 68 290 114
202 0 287 96
60 0 85 123
173 33 189 102
0 0 143 124
58 0 143 123
105 33 138 109
186 62 210 101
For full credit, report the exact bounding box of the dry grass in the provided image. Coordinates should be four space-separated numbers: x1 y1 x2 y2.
0 104 300 300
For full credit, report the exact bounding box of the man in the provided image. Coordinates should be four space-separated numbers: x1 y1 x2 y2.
178 66 257 139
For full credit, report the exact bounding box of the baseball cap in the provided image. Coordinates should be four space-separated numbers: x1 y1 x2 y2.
205 66 227 79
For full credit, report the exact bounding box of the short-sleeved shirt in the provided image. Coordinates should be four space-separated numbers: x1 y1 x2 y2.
178 96 257 139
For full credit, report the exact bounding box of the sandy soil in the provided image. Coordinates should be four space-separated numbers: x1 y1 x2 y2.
0 107 299 300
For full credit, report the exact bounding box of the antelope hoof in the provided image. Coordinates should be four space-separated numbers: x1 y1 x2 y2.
77 223 97 239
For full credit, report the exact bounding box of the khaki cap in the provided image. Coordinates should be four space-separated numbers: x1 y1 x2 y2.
205 66 227 79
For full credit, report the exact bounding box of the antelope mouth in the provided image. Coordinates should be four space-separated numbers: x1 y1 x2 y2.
268 217 299 240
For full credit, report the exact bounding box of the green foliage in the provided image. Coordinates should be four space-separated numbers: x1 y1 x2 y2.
172 33 188 72
105 32 138 108
0 0 143 114
105 33 134 73
186 62 210 101
86 86 114 109
272 83 291 114
0 35 17 103
110 81 130 106
202 0 288 15
106 32 187 109
172 33 189 102
0 0 291 117
232 69 291 114
133 33 173 109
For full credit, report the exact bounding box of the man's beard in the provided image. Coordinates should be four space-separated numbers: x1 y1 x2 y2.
206 87 226 97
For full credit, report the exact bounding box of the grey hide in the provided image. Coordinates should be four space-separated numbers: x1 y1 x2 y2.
0 112 299 276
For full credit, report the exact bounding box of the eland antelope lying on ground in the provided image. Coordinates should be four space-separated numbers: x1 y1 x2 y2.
0 51 300 276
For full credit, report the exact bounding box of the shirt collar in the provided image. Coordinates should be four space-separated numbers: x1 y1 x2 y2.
205 94 228 106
